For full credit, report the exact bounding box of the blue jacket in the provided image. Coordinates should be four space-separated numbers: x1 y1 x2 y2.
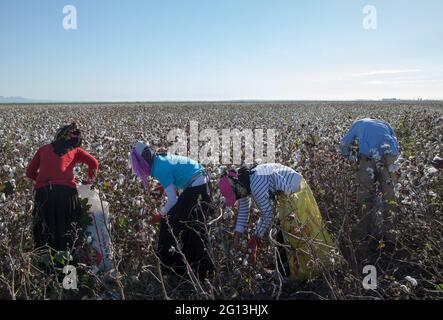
340 118 399 159
151 154 205 190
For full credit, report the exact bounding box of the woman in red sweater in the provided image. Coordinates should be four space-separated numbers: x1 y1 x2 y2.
26 123 98 253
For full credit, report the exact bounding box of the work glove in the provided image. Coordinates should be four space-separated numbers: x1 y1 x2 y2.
151 185 165 199
247 235 260 264
149 212 163 225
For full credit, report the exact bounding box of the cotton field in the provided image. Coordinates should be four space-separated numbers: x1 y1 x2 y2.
0 102 442 300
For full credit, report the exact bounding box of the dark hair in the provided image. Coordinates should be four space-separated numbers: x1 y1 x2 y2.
52 123 82 156
237 166 252 194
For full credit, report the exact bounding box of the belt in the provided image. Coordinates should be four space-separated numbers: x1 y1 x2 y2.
184 171 207 190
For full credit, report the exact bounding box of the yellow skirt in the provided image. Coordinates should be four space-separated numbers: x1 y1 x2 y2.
277 179 335 281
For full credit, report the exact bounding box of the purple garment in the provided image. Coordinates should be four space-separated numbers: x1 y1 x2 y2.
130 147 151 187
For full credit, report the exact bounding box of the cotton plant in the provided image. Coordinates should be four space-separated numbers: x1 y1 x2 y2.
0 102 442 299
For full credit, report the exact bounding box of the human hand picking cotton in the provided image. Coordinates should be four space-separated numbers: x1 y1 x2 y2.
247 235 260 264
148 211 163 225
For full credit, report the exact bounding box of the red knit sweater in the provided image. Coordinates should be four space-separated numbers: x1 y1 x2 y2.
26 144 99 190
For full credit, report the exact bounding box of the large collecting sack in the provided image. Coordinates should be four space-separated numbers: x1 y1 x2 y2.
77 184 114 272
277 179 336 281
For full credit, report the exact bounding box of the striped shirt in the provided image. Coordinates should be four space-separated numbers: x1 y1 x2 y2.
235 163 303 237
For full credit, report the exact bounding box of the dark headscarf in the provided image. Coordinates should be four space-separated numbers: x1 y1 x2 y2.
237 166 252 194
51 122 82 156
223 166 252 199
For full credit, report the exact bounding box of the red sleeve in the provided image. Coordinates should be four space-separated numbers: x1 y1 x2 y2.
75 148 99 178
26 149 40 181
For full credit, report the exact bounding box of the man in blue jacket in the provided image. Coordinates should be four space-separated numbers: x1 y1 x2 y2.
340 118 400 239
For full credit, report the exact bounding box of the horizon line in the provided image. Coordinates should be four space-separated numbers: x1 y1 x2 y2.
1 98 443 104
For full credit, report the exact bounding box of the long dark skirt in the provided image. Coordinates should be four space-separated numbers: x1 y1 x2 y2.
32 185 82 253
157 183 214 279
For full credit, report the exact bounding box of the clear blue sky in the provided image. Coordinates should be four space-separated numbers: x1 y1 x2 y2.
1 0 442 101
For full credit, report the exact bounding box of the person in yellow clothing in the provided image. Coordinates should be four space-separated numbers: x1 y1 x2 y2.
219 164 336 281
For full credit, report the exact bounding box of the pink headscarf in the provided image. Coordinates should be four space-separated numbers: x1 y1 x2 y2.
130 145 152 188
218 171 238 207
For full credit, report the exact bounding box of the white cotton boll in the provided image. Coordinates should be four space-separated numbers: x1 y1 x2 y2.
117 174 125 186
366 167 375 180
429 191 437 198
223 209 233 219
1 194 6 202
127 152 132 168
405 276 418 287
381 143 393 156
242 258 249 266
400 285 410 293
8 168 15 178
370 149 381 161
